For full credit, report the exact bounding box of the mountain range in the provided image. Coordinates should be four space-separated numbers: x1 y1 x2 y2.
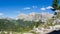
16 12 54 22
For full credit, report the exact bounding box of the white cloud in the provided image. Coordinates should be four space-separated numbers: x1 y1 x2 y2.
40 8 46 10
24 7 31 10
40 6 54 10
0 13 4 16
46 6 54 9
32 6 37 8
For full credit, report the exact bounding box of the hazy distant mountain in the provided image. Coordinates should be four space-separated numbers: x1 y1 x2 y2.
16 13 27 20
16 12 54 21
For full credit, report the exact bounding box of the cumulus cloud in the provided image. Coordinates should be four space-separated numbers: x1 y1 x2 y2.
24 7 31 10
46 6 54 9
40 6 54 10
40 8 46 10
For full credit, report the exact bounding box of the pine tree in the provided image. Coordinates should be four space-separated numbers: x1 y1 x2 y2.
52 0 60 24
52 0 59 11
52 0 60 15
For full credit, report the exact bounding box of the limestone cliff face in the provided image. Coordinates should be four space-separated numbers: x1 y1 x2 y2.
55 10 60 19
16 12 53 21
53 10 60 24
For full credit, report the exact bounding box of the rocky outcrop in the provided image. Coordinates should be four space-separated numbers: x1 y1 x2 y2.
16 12 53 21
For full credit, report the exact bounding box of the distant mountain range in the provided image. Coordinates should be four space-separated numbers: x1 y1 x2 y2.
16 12 54 22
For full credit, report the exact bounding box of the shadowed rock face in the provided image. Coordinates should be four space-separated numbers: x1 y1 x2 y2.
47 30 60 34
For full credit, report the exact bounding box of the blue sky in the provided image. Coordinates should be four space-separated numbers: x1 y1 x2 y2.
0 0 54 18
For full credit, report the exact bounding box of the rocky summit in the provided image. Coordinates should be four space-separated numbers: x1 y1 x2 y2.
16 12 53 21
